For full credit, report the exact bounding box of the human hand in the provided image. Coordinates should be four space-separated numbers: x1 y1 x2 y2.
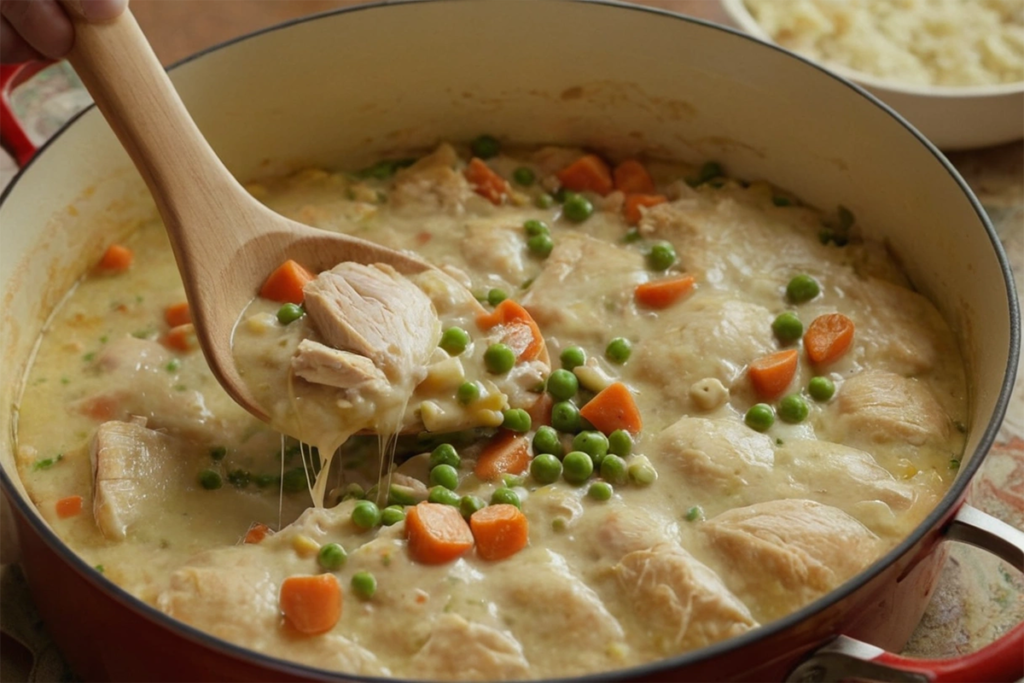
1 0 126 63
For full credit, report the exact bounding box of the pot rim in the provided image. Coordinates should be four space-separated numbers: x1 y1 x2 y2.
1 0 1020 681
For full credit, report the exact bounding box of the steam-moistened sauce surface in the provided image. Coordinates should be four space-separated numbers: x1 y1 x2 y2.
16 142 967 679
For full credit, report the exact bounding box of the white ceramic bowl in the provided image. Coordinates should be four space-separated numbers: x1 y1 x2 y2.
720 0 1024 151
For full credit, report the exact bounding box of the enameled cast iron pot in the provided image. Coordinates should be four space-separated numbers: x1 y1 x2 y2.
1 1 1021 681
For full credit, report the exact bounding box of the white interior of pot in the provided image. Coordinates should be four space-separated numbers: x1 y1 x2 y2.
0 0 1013 566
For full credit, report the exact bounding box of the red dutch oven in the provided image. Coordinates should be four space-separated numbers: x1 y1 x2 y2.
1 1 1021 681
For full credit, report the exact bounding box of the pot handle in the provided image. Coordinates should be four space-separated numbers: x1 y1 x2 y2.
0 61 53 166
787 503 1024 683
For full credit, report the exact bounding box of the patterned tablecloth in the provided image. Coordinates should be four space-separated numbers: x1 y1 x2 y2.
0 58 1021 682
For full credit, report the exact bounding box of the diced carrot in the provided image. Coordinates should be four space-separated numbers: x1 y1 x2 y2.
244 522 273 544
613 160 656 194
163 323 197 352
405 502 474 565
804 313 855 365
259 259 315 304
557 154 613 196
55 495 83 519
475 299 545 362
279 574 342 635
579 382 643 435
526 392 553 428
464 157 510 205
623 194 668 225
97 244 133 272
77 394 119 421
164 301 192 328
748 349 799 399
470 504 529 561
474 431 531 481
634 275 695 309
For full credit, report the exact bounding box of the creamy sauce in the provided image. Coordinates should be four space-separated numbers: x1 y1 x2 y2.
15 142 967 679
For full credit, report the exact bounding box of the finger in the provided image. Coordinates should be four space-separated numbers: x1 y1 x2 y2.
0 0 74 59
60 0 126 21
0 16 47 63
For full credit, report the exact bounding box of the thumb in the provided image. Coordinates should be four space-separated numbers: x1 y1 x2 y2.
61 0 126 22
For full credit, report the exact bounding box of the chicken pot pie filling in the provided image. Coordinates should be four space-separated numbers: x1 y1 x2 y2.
15 140 967 679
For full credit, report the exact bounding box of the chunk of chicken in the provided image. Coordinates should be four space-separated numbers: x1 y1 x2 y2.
521 234 645 342
582 503 679 562
612 543 757 654
410 614 529 681
702 499 883 622
391 143 472 214
459 220 526 283
824 370 951 447
302 262 441 384
291 339 388 391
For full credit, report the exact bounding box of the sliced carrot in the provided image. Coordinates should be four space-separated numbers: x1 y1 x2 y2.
634 275 695 309
557 154 614 196
163 323 197 352
474 431 531 481
579 382 643 435
164 301 192 328
77 394 119 421
623 193 668 226
405 502 474 565
804 313 855 365
279 574 342 635
526 392 553 428
259 259 315 304
475 299 545 362
244 522 273 544
97 244 133 272
470 504 529 561
464 157 510 205
748 349 799 399
56 495 83 519
613 160 656 194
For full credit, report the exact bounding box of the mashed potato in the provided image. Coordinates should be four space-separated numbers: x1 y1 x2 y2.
744 0 1024 87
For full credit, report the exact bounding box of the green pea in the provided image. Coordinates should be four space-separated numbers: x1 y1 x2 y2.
535 193 555 209
547 369 579 401
282 467 308 493
513 167 536 187
351 500 382 529
198 469 222 490
429 464 460 490
562 451 595 484
317 542 347 570
523 219 549 236
388 484 419 506
587 481 613 501
530 453 563 484
697 161 723 184
351 571 377 600
572 431 609 463
439 327 470 356
471 134 500 159
551 401 582 433
628 462 658 486
745 403 775 432
808 376 836 402
600 454 628 485
209 446 227 461
772 312 804 344
562 193 593 223
779 394 810 424
486 289 508 307
429 443 461 469
772 196 792 207
227 469 251 488
647 242 677 271
786 274 821 304
428 486 461 507
277 303 304 325
560 346 586 371
457 381 480 406
460 495 487 519
381 505 406 526
605 337 632 364
503 473 526 489
343 482 366 501
607 429 633 457
501 408 532 433
532 425 564 458
685 506 704 522
527 233 554 258
484 343 516 374
491 487 521 508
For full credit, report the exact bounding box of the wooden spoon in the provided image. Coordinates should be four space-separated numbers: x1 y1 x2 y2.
61 5 431 422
